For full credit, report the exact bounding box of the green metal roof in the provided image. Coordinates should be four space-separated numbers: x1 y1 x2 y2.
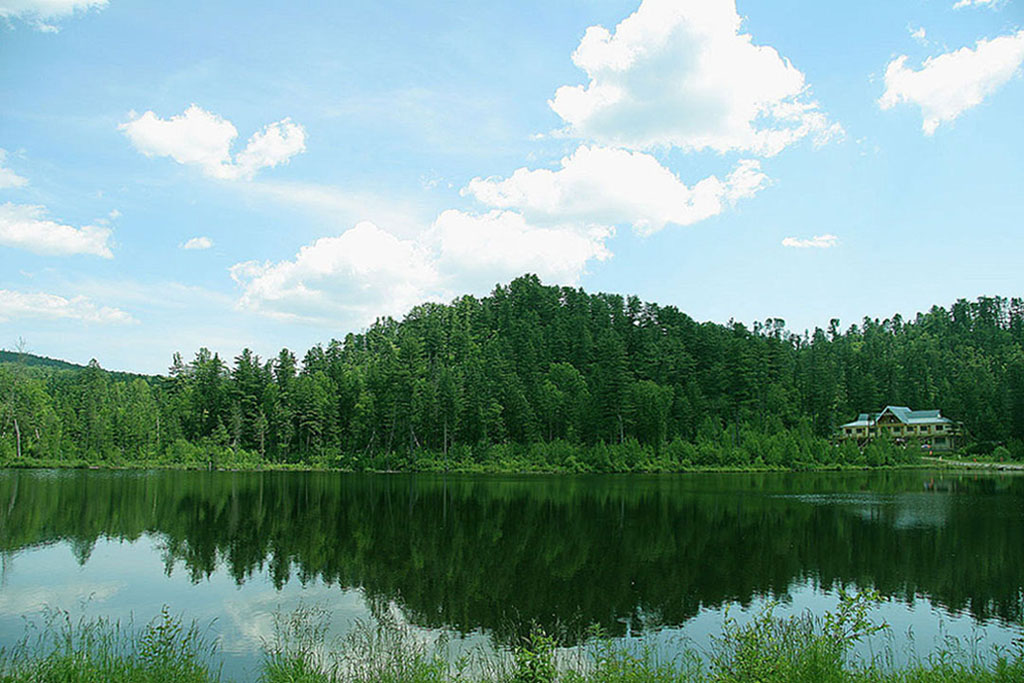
839 406 954 429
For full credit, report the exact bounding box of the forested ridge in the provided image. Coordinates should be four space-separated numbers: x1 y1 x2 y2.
2 275 1023 470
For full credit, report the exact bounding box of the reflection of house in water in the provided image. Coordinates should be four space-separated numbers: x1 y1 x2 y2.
924 474 1017 495
844 475 1020 532
837 406 961 451
891 494 952 529
843 492 952 530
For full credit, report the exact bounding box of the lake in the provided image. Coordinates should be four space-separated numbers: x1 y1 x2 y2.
0 468 1021 679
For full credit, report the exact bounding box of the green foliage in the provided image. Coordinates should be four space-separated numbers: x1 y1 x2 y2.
261 605 455 683
2 596 1022 682
3 278 1023 469
564 627 696 682
0 605 219 682
512 628 557 683
709 590 886 683
260 603 335 682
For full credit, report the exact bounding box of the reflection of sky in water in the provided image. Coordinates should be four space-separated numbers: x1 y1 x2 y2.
0 536 494 680
650 583 1020 669
1 533 1019 679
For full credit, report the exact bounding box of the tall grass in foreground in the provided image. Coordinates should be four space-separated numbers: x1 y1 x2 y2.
2 594 1022 681
259 592 1024 683
0 605 220 682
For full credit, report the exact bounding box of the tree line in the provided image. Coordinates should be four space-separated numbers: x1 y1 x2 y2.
2 275 1023 469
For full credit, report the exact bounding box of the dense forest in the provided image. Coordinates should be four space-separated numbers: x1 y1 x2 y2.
1 275 1023 470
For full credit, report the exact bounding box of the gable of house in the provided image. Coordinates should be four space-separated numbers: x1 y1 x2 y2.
839 406 956 430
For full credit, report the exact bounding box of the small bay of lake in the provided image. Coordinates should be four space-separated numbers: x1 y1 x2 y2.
0 468 1021 679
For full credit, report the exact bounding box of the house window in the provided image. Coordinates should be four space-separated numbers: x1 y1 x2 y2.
934 425 942 432
845 428 852 435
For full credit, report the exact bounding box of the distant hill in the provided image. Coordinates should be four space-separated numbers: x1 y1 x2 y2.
0 350 85 371
0 350 157 382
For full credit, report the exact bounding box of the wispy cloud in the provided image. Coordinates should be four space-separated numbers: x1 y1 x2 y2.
244 180 432 233
782 234 838 249
0 150 28 189
0 290 136 324
0 203 114 258
0 0 107 32
181 236 213 250
952 0 1002 9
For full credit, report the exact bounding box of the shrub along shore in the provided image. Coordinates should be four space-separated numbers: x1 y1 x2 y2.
0 430 947 474
1 593 1021 682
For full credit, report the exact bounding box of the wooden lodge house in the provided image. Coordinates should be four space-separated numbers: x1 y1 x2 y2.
837 406 961 452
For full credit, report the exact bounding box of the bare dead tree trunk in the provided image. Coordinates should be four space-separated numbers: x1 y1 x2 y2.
385 406 397 453
13 417 21 459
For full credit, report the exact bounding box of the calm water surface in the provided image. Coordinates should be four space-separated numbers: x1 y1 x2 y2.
0 469 1021 679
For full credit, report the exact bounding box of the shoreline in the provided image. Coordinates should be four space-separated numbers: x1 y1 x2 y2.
0 456 1006 475
922 455 1024 471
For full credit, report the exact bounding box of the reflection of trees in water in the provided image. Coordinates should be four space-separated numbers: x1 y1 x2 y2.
0 469 1021 645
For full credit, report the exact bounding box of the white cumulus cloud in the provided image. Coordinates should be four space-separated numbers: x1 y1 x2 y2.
465 146 767 236
230 221 441 324
230 0 848 324
548 0 840 155
0 150 28 189
231 212 612 325
233 119 307 178
429 209 611 288
0 0 107 31
782 234 838 249
120 105 306 180
181 236 213 250
0 290 135 324
879 30 1024 135
0 202 113 257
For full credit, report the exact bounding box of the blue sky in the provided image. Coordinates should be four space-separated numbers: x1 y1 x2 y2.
1 0 1023 373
